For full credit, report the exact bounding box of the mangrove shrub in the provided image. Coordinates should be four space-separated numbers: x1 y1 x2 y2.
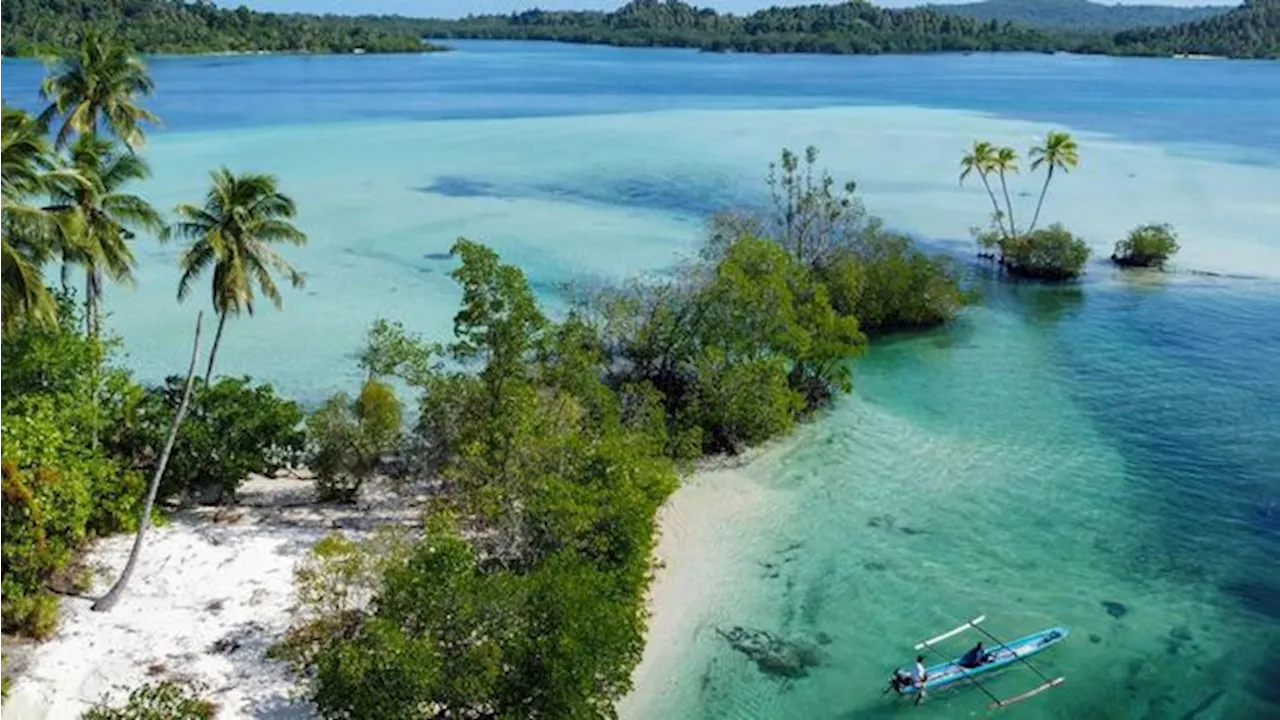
1112 223 1180 268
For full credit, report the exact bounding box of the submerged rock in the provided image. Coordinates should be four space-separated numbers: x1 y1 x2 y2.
717 626 823 679
1102 600 1128 618
1089 633 1103 644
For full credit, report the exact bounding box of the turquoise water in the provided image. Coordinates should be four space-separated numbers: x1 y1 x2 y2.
633 274 1280 719
4 41 1279 718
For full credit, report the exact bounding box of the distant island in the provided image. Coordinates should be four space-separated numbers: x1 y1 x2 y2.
2 0 1276 60
928 0 1230 34
416 0 1278 60
0 0 447 56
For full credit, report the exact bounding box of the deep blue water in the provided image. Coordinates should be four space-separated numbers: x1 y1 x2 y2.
5 41 1280 164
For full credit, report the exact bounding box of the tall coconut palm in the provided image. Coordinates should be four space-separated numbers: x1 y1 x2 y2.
39 30 158 151
47 134 163 338
1027 130 1080 234
165 168 307 383
0 106 61 330
959 140 1007 239
991 146 1021 238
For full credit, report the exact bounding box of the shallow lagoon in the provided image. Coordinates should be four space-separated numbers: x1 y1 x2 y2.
3 41 1278 719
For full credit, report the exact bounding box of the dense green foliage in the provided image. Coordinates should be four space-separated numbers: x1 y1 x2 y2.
81 680 216 720
421 0 1277 59
308 379 404 502
283 239 680 718
3 105 74 331
8 0 1276 59
1 300 145 637
422 0 1060 54
2 0 447 56
1000 224 1092 280
928 0 1228 34
1112 223 1180 268
284 173 967 711
122 376 306 503
1108 0 1280 58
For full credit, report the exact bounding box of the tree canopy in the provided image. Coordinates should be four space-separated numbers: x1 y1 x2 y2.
1 0 447 56
927 0 1228 34
419 0 1278 59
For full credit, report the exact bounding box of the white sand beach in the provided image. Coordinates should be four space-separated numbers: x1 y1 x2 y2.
1 475 434 720
2 455 789 720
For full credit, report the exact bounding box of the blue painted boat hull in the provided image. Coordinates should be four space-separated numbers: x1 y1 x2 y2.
895 626 1069 694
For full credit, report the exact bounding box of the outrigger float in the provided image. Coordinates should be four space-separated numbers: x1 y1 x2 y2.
885 615 1068 709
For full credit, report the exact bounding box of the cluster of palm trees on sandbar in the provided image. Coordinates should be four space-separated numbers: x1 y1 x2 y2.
2 31 307 382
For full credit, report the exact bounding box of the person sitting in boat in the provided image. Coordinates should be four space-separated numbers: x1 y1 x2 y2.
958 642 992 669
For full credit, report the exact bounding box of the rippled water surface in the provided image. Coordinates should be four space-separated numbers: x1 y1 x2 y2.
3 41 1278 719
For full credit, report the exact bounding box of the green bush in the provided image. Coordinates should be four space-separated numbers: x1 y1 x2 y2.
81 680 217 720
308 379 403 503
1002 224 1092 281
271 528 413 673
692 351 800 454
1112 223 1180 268
130 376 306 503
2 406 143 638
290 242 678 719
836 227 971 334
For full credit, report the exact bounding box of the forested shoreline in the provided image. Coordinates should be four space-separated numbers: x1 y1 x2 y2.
419 0 1278 60
1 0 446 57
4 0 1277 60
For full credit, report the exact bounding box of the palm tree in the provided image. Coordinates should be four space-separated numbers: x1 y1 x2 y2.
165 168 307 383
0 105 61 327
47 135 163 338
39 30 158 151
991 146 1021 238
959 140 1007 239
1027 131 1080 234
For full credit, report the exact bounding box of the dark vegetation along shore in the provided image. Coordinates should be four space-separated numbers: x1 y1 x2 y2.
420 0 1279 59
928 0 1230 33
3 0 1279 59
2 28 1180 719
1 0 447 56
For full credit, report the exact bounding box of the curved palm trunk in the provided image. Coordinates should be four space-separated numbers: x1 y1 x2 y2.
1027 166 1055 235
998 170 1017 239
978 172 1007 239
204 310 227 385
93 311 203 613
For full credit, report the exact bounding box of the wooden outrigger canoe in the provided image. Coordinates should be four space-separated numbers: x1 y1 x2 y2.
888 615 1068 709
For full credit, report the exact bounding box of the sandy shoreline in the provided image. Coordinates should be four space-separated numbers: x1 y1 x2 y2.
1 474 433 720
3 444 793 719
619 441 799 719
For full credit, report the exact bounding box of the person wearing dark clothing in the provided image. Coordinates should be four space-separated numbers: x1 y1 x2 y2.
958 641 990 669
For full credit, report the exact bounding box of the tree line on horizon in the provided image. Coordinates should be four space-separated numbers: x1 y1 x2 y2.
418 0 1279 59
928 0 1229 34
0 0 447 56
2 0 1277 60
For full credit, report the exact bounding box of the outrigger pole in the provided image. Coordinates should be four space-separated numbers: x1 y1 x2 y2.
914 615 985 650
968 623 1066 709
